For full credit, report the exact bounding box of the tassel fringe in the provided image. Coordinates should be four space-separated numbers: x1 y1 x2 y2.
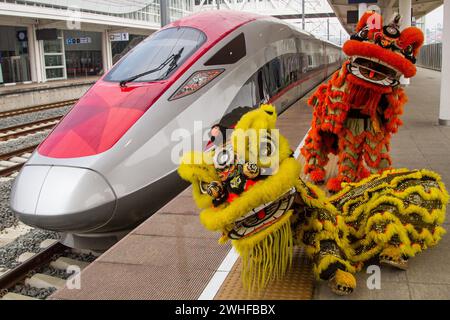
232 211 293 293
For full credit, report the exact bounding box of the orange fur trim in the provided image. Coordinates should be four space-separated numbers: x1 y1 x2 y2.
327 177 344 192
310 168 326 182
302 58 408 187
343 40 417 78
399 27 424 56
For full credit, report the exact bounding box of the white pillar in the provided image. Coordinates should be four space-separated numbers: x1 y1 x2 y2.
102 30 113 72
358 3 368 19
399 0 412 30
439 2 450 125
29 25 45 83
27 24 38 83
399 0 412 86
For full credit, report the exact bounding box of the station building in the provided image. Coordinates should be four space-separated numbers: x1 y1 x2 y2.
0 0 193 85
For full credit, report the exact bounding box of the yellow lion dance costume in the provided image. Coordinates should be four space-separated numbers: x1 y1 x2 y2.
178 105 447 295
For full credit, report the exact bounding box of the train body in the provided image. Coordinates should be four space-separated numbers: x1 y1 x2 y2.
10 10 344 249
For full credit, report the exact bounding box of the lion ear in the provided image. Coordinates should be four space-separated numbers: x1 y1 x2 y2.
399 27 424 56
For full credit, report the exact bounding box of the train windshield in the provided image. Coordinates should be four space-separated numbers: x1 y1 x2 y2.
105 27 206 83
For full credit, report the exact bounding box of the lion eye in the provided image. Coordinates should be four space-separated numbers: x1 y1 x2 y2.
404 45 413 54
383 24 401 39
213 146 235 169
206 181 223 198
358 29 368 39
199 182 209 194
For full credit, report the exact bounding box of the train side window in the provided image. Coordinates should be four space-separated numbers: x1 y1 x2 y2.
224 53 302 117
204 33 246 66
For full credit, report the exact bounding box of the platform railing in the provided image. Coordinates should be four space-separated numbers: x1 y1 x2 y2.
417 42 442 71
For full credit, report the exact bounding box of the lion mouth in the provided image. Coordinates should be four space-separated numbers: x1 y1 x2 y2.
348 56 401 86
227 187 296 240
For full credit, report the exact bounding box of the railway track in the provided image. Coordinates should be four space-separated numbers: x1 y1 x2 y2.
0 99 77 119
0 240 98 300
0 116 61 142
0 144 38 178
0 99 93 300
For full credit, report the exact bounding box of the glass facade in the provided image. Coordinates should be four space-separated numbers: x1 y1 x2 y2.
42 31 66 80
64 30 103 78
0 0 194 25
0 1 195 84
0 26 31 84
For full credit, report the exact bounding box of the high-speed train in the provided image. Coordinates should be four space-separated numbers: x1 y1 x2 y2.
10 10 344 250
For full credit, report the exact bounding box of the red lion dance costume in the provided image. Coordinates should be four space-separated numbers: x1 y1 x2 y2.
301 12 424 192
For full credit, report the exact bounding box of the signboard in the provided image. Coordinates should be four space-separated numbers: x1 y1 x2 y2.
109 32 129 42
66 37 92 45
347 10 359 24
36 29 58 40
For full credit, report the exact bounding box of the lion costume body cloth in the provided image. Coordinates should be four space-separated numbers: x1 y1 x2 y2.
178 105 448 295
301 12 425 192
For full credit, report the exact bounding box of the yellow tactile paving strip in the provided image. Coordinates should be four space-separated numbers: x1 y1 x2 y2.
214 248 315 300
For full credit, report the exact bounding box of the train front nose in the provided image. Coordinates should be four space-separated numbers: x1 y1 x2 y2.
10 165 116 232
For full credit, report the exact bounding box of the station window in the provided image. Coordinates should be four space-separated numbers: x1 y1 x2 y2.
204 33 246 66
0 26 31 84
42 30 66 81
64 30 103 79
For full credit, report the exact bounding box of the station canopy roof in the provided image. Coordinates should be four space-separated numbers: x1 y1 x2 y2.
327 0 443 34
24 0 159 15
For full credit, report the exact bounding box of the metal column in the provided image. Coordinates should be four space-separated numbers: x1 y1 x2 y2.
302 0 305 30
327 18 330 41
160 0 170 27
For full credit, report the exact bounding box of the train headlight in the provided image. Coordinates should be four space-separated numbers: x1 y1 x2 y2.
169 69 224 100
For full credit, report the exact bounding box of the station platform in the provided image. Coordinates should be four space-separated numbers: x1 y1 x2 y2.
0 77 98 96
50 67 450 300
0 77 98 112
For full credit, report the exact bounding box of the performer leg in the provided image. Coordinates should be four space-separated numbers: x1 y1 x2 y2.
363 131 392 175
301 129 334 184
327 126 363 192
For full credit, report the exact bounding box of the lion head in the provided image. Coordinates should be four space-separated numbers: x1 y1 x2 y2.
178 104 300 241
343 11 424 86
